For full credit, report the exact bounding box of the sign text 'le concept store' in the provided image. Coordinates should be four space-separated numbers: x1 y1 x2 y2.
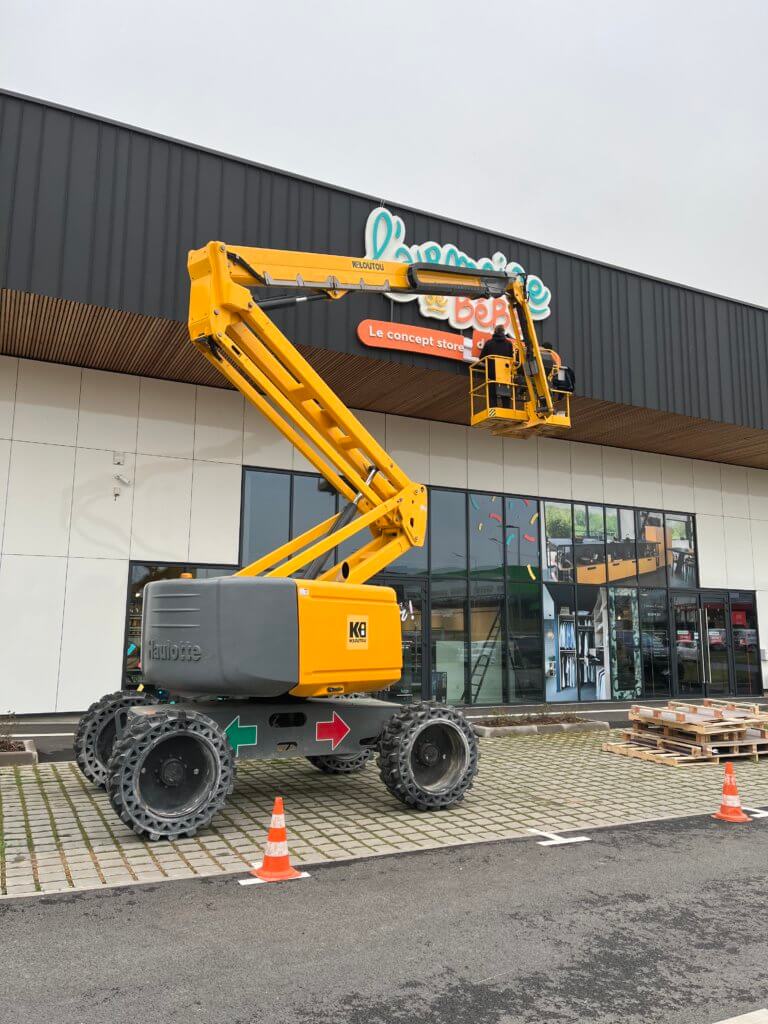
357 207 553 362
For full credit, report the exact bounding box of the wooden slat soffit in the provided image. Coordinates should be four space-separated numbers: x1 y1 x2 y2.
1 289 766 469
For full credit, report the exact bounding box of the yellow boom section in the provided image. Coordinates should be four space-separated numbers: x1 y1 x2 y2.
187 241 569 585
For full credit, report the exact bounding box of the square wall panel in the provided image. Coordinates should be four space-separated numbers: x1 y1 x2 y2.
429 421 468 488
502 436 539 497
136 377 196 459
695 514 727 588
4 441 76 556
386 414 429 483
724 516 754 590
721 465 749 519
77 369 140 452
538 438 571 500
194 385 244 464
0 439 9 542
752 520 768 592
243 402 293 469
69 449 135 558
13 359 81 446
0 554 67 714
354 409 387 451
632 451 662 508
660 455 694 511
130 454 193 561
570 443 604 503
189 461 241 565
0 355 18 439
692 460 723 516
748 469 768 522
601 446 634 506
467 429 503 492
57 558 129 712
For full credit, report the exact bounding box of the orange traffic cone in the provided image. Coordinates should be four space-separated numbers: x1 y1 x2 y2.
239 797 309 885
712 762 751 823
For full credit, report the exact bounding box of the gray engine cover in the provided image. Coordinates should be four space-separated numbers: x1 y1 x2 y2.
141 576 298 698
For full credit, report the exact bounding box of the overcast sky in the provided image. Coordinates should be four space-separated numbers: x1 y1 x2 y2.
2 0 766 306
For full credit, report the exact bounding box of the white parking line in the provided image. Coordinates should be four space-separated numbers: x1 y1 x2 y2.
712 1011 768 1023
10 733 74 738
742 807 768 819
528 828 591 847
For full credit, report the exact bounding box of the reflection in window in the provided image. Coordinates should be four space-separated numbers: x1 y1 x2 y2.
469 580 504 705
431 579 468 703
507 582 544 702
665 513 697 588
609 587 642 699
543 583 577 702
430 489 467 577
639 589 671 697
504 497 540 582
576 586 610 700
241 470 290 566
469 493 504 578
574 504 606 586
635 509 667 586
542 501 573 582
730 591 761 696
605 507 637 584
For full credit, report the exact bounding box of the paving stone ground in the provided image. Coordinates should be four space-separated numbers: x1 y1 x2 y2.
3 731 768 899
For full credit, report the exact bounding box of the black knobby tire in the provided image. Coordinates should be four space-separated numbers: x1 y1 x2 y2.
306 750 373 774
378 702 479 811
106 708 235 841
74 690 156 788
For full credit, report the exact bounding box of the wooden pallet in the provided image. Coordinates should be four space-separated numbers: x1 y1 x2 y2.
602 738 768 766
620 727 768 760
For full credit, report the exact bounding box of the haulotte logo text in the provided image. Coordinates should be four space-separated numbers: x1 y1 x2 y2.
363 207 552 332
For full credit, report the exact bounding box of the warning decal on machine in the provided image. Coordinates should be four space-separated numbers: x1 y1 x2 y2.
346 615 369 650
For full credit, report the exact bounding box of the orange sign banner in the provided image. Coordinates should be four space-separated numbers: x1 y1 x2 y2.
358 319 487 363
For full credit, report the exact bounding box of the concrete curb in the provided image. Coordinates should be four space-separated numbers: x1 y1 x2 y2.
473 721 610 738
0 739 38 766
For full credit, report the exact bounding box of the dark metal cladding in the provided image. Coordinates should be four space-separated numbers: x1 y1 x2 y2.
1 89 767 431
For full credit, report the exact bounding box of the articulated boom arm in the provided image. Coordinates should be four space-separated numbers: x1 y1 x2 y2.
187 241 562 585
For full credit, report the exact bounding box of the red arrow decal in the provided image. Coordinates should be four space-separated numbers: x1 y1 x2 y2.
315 711 350 751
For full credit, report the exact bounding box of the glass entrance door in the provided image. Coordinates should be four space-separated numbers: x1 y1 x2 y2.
376 577 428 702
671 592 731 698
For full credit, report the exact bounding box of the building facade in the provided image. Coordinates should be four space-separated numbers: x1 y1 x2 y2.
1 90 767 714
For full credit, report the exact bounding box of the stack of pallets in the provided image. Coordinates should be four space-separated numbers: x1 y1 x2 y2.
603 699 768 766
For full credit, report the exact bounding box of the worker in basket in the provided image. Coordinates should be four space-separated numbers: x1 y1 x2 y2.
478 323 514 409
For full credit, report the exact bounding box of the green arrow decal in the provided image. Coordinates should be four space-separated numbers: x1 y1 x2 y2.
225 715 258 754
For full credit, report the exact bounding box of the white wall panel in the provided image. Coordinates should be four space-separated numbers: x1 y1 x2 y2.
386 414 429 483
355 409 387 450
13 360 81 446
752 520 768 592
77 369 140 453
130 454 193 561
0 554 67 714
538 438 571 500
136 377 195 459
0 355 17 439
692 460 723 516
0 439 9 543
721 465 750 519
429 421 467 488
503 437 539 497
724 516 754 589
601 446 634 506
193 386 244 464
57 558 129 711
467 430 503 492
69 448 135 558
4 442 75 556
748 469 768 522
243 402 293 469
632 451 663 508
570 443 604 503
661 456 694 512
189 461 241 565
695 514 727 588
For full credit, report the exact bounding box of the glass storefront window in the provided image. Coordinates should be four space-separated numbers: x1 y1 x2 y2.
469 493 504 578
504 496 540 582
291 473 336 542
635 509 667 587
730 591 761 696
543 501 573 582
430 489 467 577
605 507 637 585
241 470 290 566
665 513 697 588
574 504 606 587
639 588 671 698
431 579 468 704
543 583 577 702
469 580 504 705
609 587 642 699
576 586 611 700
506 582 544 703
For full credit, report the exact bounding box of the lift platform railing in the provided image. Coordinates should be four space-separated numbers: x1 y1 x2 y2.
469 356 572 435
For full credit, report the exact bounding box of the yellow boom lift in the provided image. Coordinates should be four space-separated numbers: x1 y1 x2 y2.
74 241 573 840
